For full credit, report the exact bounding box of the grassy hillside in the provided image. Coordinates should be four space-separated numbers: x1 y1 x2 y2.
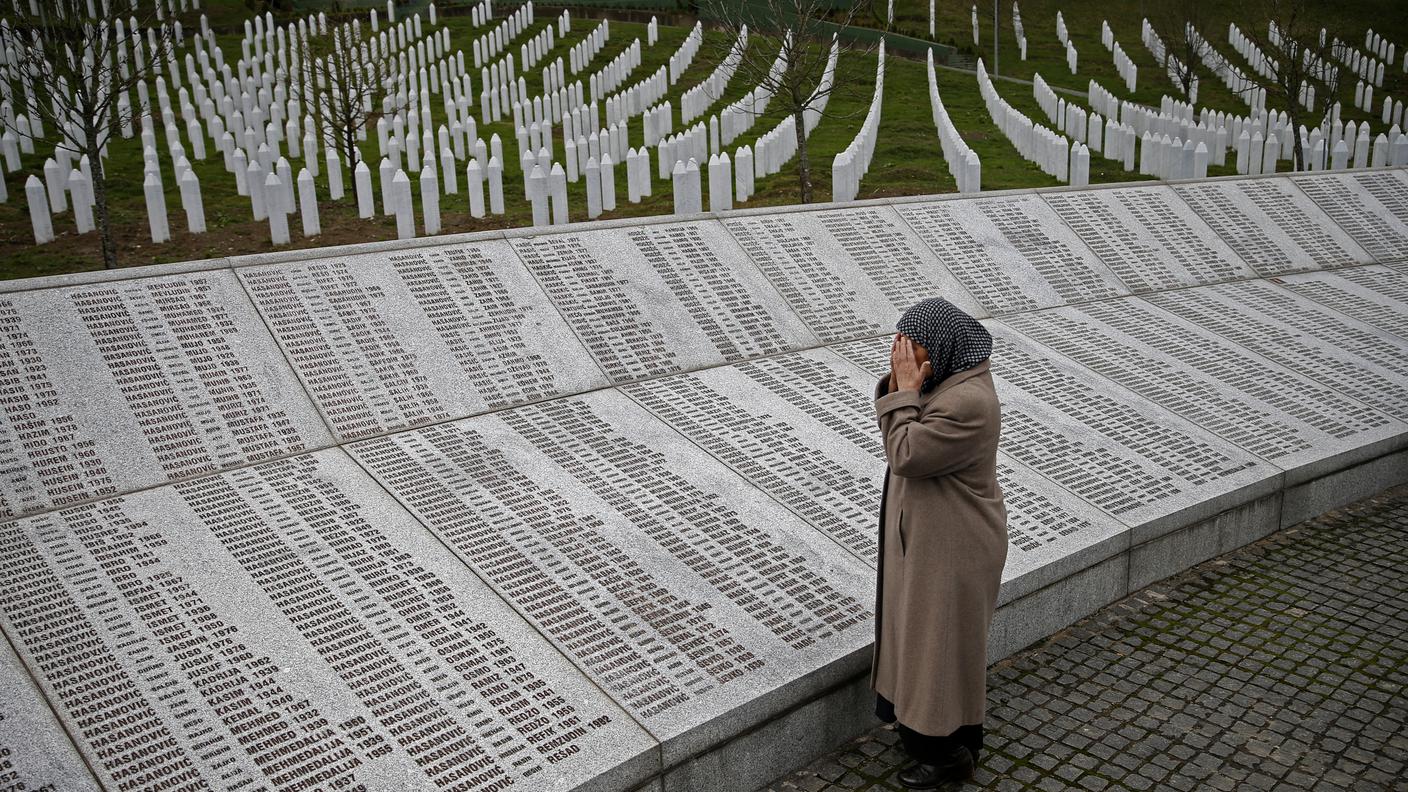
0 0 1399 278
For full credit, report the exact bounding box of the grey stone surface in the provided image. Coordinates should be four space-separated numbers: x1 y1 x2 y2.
1175 178 1373 275
1271 265 1408 340
510 220 817 383
0 270 332 519
721 206 983 342
237 240 608 440
1002 299 1407 484
1291 170 1408 263
620 347 887 563
761 485 1408 792
346 389 875 769
4 171 1408 792
621 345 1130 608
1146 279 1408 420
988 554 1129 665
0 448 656 792
0 638 99 791
829 331 1280 544
1212 492 1284 555
662 673 875 792
1280 448 1408 528
895 193 1129 315
1127 513 1224 592
1040 184 1257 292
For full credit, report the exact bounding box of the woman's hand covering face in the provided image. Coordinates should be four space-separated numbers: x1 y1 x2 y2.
889 334 932 393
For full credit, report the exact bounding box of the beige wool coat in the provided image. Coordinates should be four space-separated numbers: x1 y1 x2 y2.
870 359 1008 737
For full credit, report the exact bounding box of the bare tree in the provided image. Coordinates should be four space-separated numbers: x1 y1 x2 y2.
1151 0 1218 98
699 0 879 203
299 21 378 178
1238 0 1342 171
3 0 181 268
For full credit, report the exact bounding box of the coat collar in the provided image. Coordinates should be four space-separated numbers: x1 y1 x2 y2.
923 359 991 400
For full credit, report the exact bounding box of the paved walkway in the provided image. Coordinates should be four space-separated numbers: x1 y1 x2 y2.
761 486 1408 792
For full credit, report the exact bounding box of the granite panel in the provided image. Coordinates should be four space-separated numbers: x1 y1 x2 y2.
0 270 332 519
0 639 99 790
829 329 1280 544
722 206 982 341
1145 280 1408 420
1175 178 1372 274
0 449 656 791
895 193 1129 314
1003 299 1406 484
627 341 1131 606
1271 265 1408 340
510 221 817 383
237 239 608 440
1039 184 1256 292
1291 170 1408 262
347 389 874 768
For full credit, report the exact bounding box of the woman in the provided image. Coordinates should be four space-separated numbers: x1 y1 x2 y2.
871 298 1008 790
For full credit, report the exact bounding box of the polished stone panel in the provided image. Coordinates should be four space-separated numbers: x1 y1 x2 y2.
896 193 1128 314
1041 184 1256 292
1176 178 1372 274
511 221 817 382
238 240 608 440
723 206 982 341
0 271 332 519
0 449 656 792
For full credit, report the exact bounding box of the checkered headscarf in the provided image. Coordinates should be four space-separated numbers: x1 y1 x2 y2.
896 298 992 394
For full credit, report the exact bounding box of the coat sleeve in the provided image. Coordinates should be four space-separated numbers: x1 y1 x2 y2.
875 381 989 479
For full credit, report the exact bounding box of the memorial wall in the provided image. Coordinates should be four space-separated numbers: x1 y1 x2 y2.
2 169 1406 792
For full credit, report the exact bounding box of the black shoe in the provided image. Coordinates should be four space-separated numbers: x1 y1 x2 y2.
896 745 975 789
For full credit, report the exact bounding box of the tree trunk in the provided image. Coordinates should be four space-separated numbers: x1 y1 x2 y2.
89 144 119 269
1286 107 1305 171
345 121 358 185
793 107 812 203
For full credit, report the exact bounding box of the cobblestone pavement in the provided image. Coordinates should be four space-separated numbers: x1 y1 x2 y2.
761 486 1408 792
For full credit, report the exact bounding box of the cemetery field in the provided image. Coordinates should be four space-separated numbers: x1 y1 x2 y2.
3 0 1405 278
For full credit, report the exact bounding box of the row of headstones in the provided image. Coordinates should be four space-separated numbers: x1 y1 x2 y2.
603 63 666 127
18 0 489 246
509 12 772 222
1227 23 1278 85
1188 23 1247 106
977 59 1073 181
588 39 642 104
1354 82 1405 129
924 51 981 193
1330 37 1388 87
1141 19 1199 103
1364 28 1400 66
832 43 886 203
471 0 529 69
717 37 788 148
569 18 609 75
1055 92 1139 172
377 9 771 231
668 22 703 84
1101 21 1138 93
514 19 556 76
1056 12 1077 75
1091 74 1408 178
751 37 837 181
19 1 816 249
1011 1 1029 61
680 26 746 125
19 6 501 252
476 10 552 123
